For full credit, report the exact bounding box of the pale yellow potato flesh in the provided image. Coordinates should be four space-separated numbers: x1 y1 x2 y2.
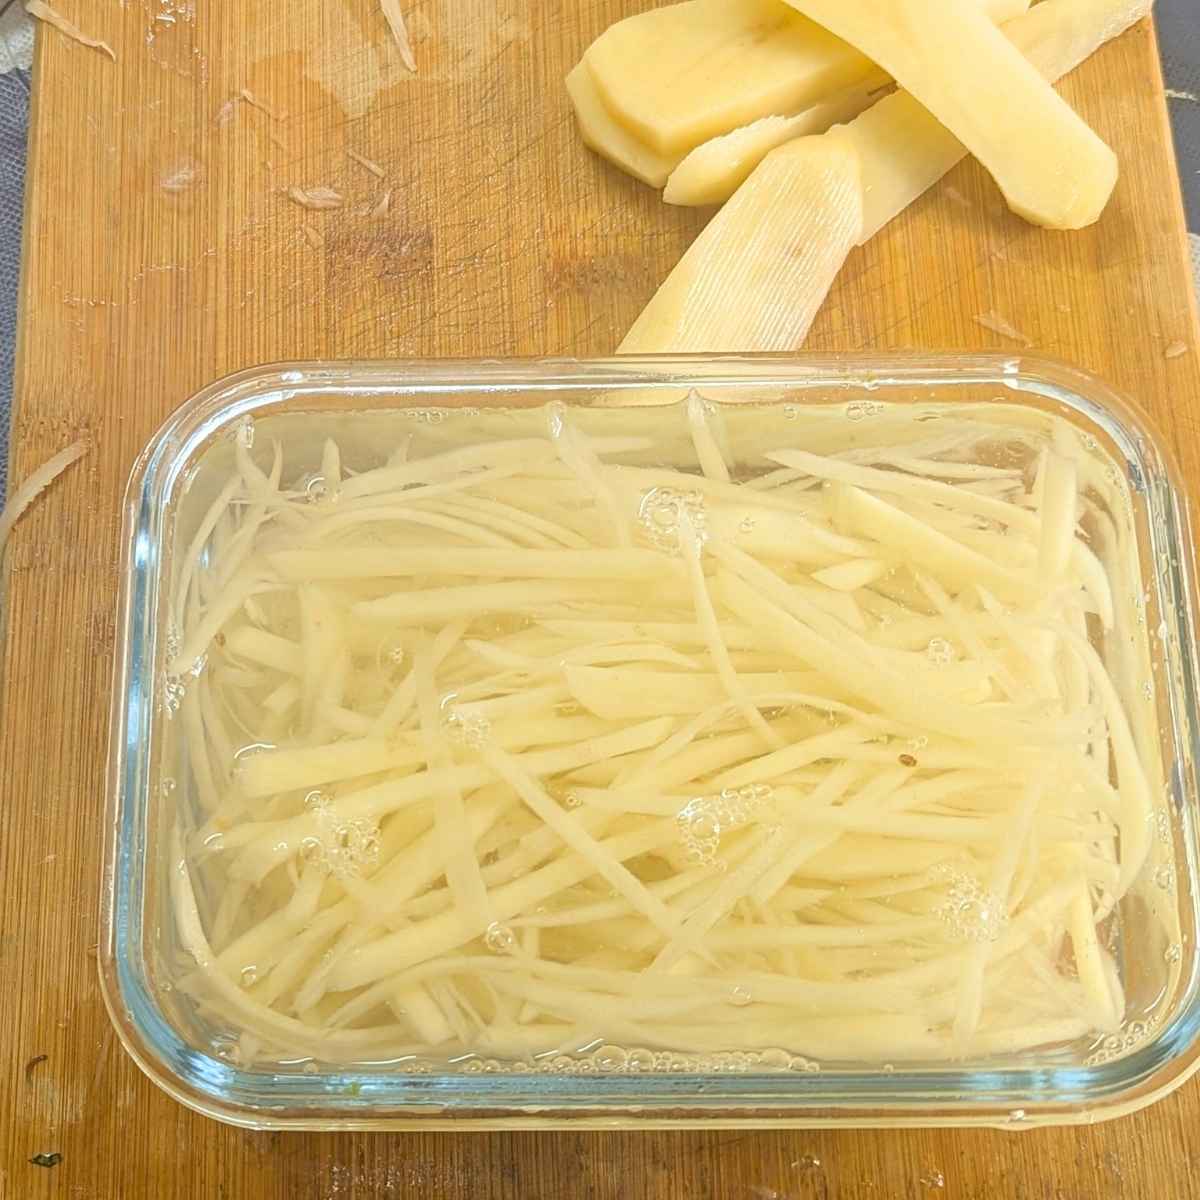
620 0 1149 353
566 64 681 189
842 0 1153 242
583 0 1030 159
618 135 863 353
782 0 1118 229
663 81 884 207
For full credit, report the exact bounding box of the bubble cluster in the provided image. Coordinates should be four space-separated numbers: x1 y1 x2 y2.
160 673 186 717
402 409 448 425
298 794 381 880
504 1046 819 1076
444 708 491 750
1084 1016 1160 1065
1153 864 1176 891
846 400 885 423
932 868 1008 943
926 637 956 666
378 639 406 672
638 486 707 554
1165 943 1182 965
1152 809 1172 845
677 784 773 866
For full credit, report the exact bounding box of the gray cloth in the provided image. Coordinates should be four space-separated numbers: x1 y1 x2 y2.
1159 0 1200 234
0 66 28 497
0 12 1195 491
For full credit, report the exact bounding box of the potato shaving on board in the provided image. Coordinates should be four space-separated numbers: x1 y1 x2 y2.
25 0 115 61
0 441 87 556
286 186 344 211
380 0 417 73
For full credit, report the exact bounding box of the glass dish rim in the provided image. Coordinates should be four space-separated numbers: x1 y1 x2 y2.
98 351 1200 1130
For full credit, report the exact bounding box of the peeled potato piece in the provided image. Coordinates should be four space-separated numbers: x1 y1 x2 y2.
583 0 1030 159
842 0 1151 242
618 134 863 354
782 0 1118 229
663 82 883 207
566 64 682 189
584 0 872 157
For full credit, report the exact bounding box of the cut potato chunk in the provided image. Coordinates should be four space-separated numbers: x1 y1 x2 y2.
584 0 872 157
663 82 883 207
782 0 1117 228
621 0 1150 353
844 0 1151 241
566 63 681 189
584 0 1029 159
618 134 862 353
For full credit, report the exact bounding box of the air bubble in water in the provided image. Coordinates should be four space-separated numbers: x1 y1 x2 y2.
591 1045 628 1072
444 708 491 749
160 777 177 797
920 1171 946 1190
301 473 329 502
233 741 276 762
846 400 884 422
161 674 186 717
325 819 381 879
933 867 1007 943
638 487 707 554
240 966 258 987
926 637 955 666
301 1061 320 1076
564 790 582 810
1154 864 1176 890
1152 809 1172 845
626 1048 655 1072
304 790 334 816
1165 943 1182 964
677 784 772 866
484 922 517 954
739 516 756 533
730 984 753 1007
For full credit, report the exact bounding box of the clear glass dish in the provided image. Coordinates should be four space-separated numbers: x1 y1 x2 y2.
99 354 1200 1130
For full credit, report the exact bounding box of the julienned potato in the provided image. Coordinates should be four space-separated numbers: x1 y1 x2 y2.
164 399 1170 1069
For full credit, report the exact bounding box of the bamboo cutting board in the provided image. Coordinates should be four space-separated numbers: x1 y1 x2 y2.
3 3 1200 1198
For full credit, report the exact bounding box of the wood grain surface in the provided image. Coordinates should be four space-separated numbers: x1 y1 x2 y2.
3 2 1200 1197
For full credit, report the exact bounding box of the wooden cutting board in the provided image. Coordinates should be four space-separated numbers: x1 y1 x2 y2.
3 3 1199 1198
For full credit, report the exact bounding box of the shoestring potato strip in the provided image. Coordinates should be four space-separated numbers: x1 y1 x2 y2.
164 397 1176 1070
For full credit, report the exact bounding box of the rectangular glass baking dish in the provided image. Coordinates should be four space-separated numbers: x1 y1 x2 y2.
99 354 1200 1130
